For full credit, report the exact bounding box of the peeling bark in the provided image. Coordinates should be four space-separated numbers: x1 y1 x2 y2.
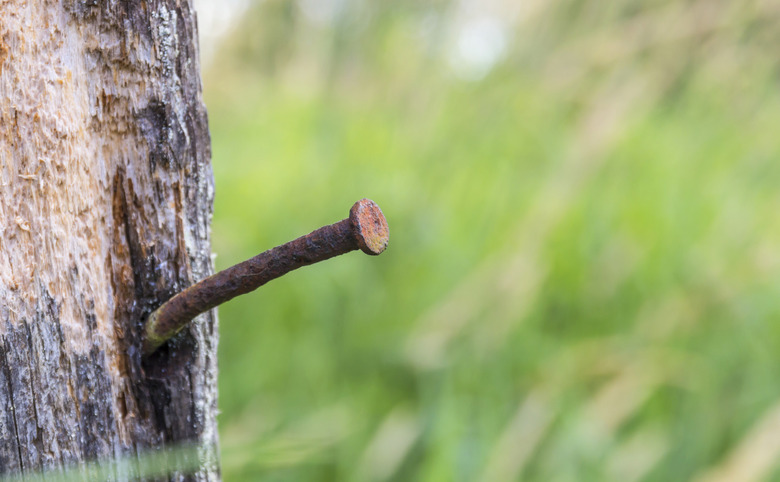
0 1 218 479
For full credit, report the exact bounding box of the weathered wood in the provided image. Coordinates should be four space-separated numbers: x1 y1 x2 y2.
0 1 218 479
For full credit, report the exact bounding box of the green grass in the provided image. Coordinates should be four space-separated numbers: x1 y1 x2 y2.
204 1 780 480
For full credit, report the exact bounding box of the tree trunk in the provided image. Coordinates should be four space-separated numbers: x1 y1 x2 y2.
0 1 218 479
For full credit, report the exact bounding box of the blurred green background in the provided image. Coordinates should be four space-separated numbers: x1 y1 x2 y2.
199 0 780 480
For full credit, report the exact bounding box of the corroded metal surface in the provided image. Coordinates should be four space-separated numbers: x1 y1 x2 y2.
143 198 389 355
351 198 390 255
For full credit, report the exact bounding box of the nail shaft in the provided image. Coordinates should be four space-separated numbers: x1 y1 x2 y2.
143 198 389 356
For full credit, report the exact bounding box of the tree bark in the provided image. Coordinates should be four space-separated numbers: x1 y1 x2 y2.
0 1 218 479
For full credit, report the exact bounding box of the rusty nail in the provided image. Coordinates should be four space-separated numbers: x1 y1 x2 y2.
142 198 389 356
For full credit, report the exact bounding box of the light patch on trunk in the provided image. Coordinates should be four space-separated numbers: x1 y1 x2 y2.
0 2 113 351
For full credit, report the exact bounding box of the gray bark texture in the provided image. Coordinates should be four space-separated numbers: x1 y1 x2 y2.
0 0 219 479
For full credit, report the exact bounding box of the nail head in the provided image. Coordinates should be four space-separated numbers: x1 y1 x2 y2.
350 198 389 255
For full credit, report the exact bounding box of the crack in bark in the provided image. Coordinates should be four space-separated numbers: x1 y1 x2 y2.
1 336 24 473
22 321 43 465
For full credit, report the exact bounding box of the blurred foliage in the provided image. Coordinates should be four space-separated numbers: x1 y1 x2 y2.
0 444 212 482
202 0 780 480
